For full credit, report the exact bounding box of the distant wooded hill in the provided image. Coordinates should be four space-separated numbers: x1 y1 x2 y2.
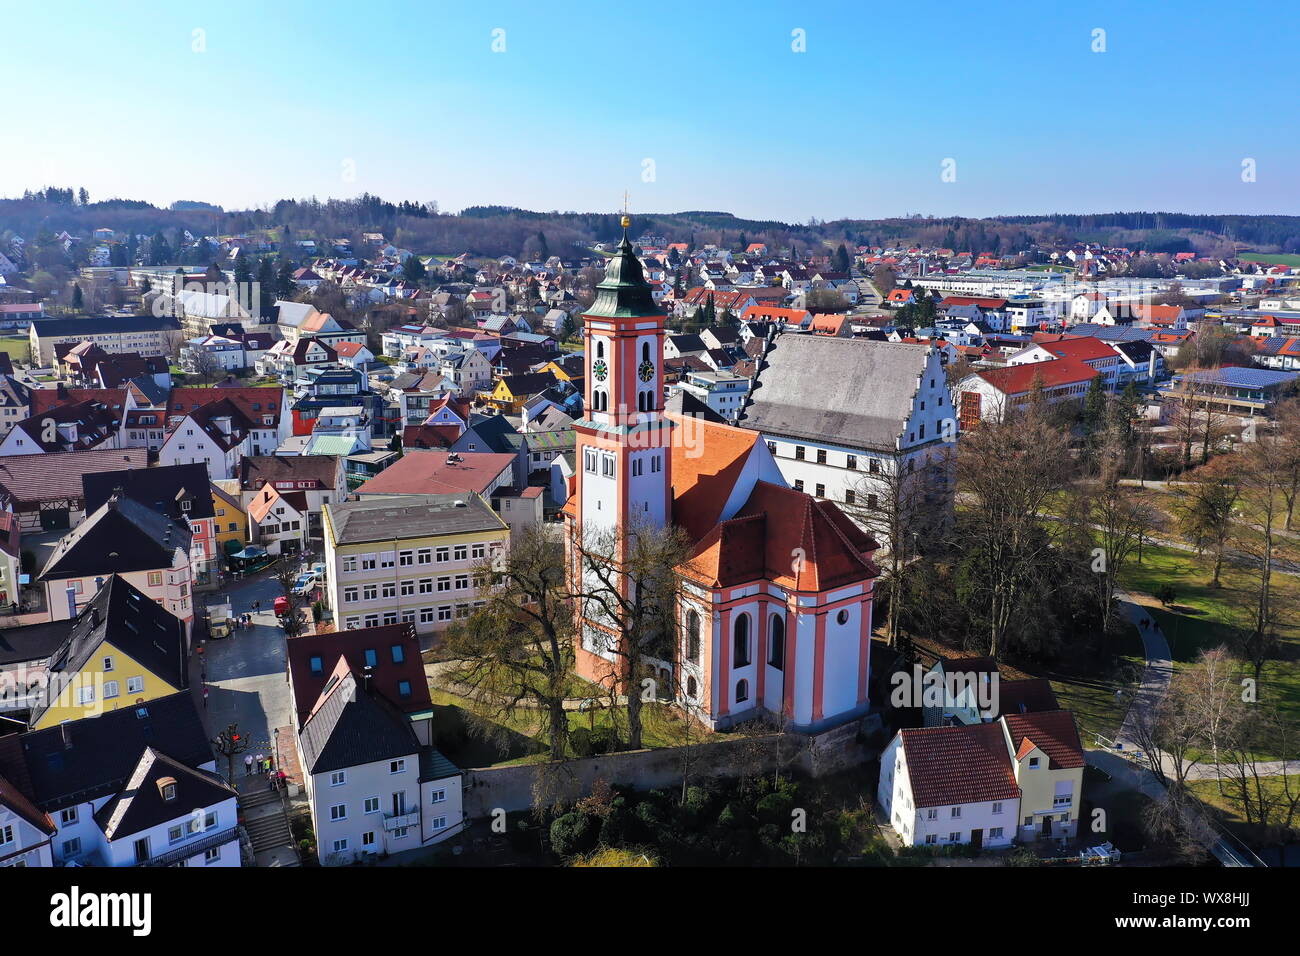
4 190 1299 261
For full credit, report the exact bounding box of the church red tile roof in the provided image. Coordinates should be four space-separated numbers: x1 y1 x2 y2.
684 481 878 591
665 413 762 543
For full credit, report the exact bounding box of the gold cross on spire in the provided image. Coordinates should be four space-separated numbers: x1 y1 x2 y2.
621 191 631 230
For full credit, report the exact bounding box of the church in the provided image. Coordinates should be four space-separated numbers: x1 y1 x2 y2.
563 218 881 732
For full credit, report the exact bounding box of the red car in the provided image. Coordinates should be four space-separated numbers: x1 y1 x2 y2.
273 596 290 616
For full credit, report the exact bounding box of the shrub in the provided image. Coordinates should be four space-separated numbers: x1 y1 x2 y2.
755 792 795 827
684 785 714 814
634 801 664 830
717 802 749 829
549 811 598 858
568 727 593 757
599 807 630 847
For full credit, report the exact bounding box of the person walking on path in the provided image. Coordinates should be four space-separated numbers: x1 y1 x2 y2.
245 754 254 776
202 686 208 709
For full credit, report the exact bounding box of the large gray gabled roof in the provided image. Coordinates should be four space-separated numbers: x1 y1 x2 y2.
738 335 932 452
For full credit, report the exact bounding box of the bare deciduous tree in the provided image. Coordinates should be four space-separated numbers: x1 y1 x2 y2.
575 518 697 751
441 525 574 758
954 396 1071 659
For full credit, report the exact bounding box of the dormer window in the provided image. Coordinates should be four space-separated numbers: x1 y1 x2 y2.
157 777 178 802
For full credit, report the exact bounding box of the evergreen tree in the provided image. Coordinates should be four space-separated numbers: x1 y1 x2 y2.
78 187 89 206
402 254 427 283
834 243 851 273
71 283 83 310
234 253 253 288
276 260 296 300
256 257 276 318
1082 375 1108 437
148 231 172 266
537 230 550 259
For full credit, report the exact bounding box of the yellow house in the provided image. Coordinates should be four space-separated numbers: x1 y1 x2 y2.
211 479 249 556
30 574 188 730
487 372 557 414
323 493 509 639
1001 711 1086 842
539 355 583 383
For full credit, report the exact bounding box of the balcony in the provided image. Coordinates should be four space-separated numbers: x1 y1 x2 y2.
140 826 238 867
383 810 419 832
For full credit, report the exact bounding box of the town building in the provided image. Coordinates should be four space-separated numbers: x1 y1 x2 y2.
40 492 194 632
565 221 880 732
0 691 238 867
740 337 955 539
295 661 462 865
0 447 149 532
322 493 508 639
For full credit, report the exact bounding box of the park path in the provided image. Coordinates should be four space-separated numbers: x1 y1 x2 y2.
1106 590 1297 783
1113 589 1172 752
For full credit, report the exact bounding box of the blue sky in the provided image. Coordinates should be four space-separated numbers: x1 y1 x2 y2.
2 0 1296 221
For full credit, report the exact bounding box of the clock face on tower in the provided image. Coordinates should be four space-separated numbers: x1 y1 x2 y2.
592 358 608 382
637 359 654 383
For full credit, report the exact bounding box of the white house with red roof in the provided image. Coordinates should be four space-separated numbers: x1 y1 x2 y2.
158 399 255 480
1009 335 1123 389
247 484 308 555
565 221 881 732
877 708 1085 848
878 722 1020 849
955 359 1099 428
331 340 375 369
167 386 291 455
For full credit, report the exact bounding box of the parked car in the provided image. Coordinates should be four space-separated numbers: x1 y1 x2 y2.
291 572 316 596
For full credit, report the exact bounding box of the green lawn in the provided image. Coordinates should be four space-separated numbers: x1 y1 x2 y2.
1117 541 1300 747
1050 661 1141 746
0 337 29 362
1237 252 1300 267
427 683 709 767
1188 777 1300 826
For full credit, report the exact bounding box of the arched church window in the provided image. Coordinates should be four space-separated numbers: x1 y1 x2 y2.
642 342 650 363
769 614 785 670
596 340 604 359
686 610 700 662
736 679 749 703
733 613 751 666
687 676 698 698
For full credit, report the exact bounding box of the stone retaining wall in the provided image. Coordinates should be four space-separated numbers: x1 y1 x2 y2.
461 714 877 818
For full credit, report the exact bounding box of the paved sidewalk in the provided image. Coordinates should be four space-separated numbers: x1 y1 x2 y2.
1114 590 1172 751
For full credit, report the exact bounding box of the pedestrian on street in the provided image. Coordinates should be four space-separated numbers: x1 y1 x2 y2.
245 754 253 776
255 753 264 773
202 687 208 708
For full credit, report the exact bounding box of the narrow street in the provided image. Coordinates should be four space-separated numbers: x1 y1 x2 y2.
193 569 307 866
194 572 296 781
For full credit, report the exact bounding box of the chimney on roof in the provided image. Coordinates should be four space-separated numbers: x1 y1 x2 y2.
362 665 373 695
61 721 72 751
